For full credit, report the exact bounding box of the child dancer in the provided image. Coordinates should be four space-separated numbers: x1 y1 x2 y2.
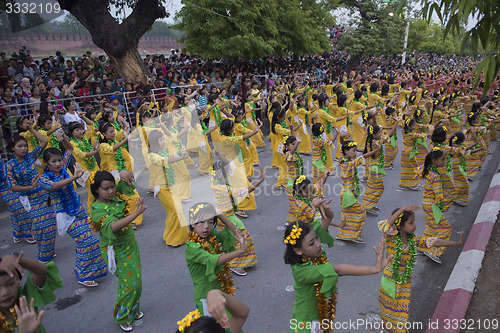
361 122 398 215
398 118 427 191
311 124 336 184
284 135 305 224
430 126 457 211
146 130 190 246
90 170 147 331
0 253 63 333
233 107 259 177
98 122 143 228
336 140 376 243
378 206 463 332
420 150 453 264
383 107 400 169
185 202 247 328
39 147 107 287
449 132 479 206
6 128 56 262
210 152 265 275
68 122 100 211
284 220 389 333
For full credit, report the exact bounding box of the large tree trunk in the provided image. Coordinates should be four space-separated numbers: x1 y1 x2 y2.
57 0 167 83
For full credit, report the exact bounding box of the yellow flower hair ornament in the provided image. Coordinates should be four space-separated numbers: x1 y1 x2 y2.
405 118 412 127
394 212 404 227
442 126 448 133
283 135 289 146
319 124 325 133
284 224 302 245
368 125 374 135
295 175 306 186
98 132 105 140
189 203 208 219
210 168 216 177
468 112 475 119
415 109 420 117
347 141 357 148
452 136 458 143
432 146 442 151
433 100 439 106
177 309 201 332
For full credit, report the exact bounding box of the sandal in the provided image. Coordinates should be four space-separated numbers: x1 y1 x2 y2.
230 267 248 276
26 236 37 244
135 311 144 320
234 211 248 218
119 323 133 332
13 237 22 244
78 280 99 287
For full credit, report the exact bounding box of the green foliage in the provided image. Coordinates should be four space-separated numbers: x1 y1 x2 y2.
417 0 500 93
175 0 337 58
337 1 406 56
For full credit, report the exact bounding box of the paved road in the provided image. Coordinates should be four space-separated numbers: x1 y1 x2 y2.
0 128 498 333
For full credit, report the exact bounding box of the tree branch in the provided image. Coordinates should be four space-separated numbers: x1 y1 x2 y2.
123 0 168 43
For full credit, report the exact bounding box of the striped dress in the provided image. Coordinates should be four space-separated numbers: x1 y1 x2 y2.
211 183 257 269
430 143 457 211
274 123 292 188
0 159 33 240
362 137 388 211
451 145 471 206
421 170 450 259
316 108 336 169
414 122 431 167
39 151 107 282
399 132 426 188
384 117 400 166
234 121 258 178
311 136 332 184
6 145 56 262
378 220 437 333
336 157 366 241
464 126 485 179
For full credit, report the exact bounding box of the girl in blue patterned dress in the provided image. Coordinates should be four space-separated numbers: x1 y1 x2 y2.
39 145 108 287
5 124 56 262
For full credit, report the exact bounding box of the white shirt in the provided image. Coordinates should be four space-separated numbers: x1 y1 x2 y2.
64 111 86 130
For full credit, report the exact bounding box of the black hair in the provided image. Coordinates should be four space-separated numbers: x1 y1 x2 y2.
63 99 73 110
471 102 482 113
271 107 287 134
311 123 324 137
90 170 116 199
369 82 379 93
381 84 390 96
283 221 314 265
337 94 347 107
467 111 478 126
147 130 163 154
139 111 152 126
341 140 357 155
102 110 113 123
187 202 217 232
449 132 465 146
208 93 218 104
8 135 27 152
42 147 62 164
318 93 329 107
16 116 29 132
354 90 363 100
390 207 415 231
98 122 114 143
176 316 224 333
413 108 423 120
403 118 415 133
283 135 297 153
37 114 52 128
85 108 96 120
422 149 444 178
364 124 380 154
385 106 395 116
68 121 84 136
220 119 234 136
363 112 373 125
431 126 447 144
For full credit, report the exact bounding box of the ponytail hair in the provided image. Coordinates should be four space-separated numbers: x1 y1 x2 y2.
449 132 465 146
422 149 444 178
363 124 380 154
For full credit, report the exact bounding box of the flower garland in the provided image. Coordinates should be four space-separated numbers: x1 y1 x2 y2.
343 107 351 126
307 254 337 332
213 105 222 126
294 193 313 207
71 137 97 170
44 167 81 216
159 149 176 186
279 121 289 130
187 231 235 295
112 120 122 132
376 141 385 169
50 133 60 150
340 158 360 197
30 135 40 149
177 309 201 332
227 133 244 162
169 126 184 156
90 195 132 232
200 121 209 135
320 107 332 133
93 120 100 129
392 233 417 284
295 151 305 176
238 121 252 147
108 140 126 171
247 102 257 121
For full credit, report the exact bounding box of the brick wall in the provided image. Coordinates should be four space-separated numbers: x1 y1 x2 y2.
0 33 183 57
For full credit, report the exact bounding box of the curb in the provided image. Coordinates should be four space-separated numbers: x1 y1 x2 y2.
426 163 500 333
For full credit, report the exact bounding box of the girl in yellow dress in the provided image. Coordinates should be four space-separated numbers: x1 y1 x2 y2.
244 94 266 148
218 119 261 217
270 105 302 189
98 122 143 227
314 94 339 168
188 109 215 175
233 106 259 177
147 129 190 246
333 94 353 161
289 95 312 155
68 121 100 211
